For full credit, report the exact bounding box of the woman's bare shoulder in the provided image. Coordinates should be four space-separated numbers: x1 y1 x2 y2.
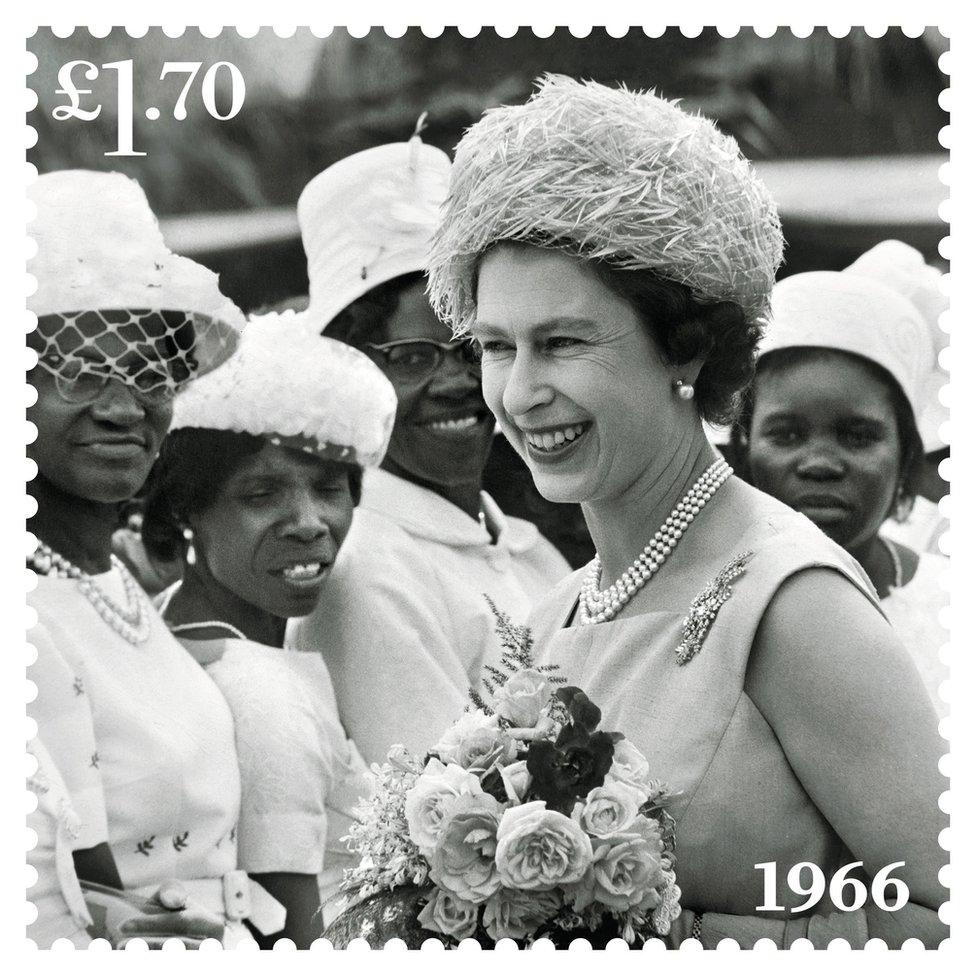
749 567 920 701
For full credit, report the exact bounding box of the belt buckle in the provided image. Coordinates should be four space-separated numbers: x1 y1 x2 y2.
222 869 251 922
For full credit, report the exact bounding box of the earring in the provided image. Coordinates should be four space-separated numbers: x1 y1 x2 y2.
893 487 914 524
181 526 197 566
674 378 695 401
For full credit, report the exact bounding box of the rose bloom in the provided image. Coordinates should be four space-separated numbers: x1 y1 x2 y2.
417 887 480 941
500 760 531 803
573 781 643 839
492 669 551 728
483 887 563 942
495 801 593 890
568 817 665 912
404 758 483 857
606 738 651 794
430 792 505 903
433 711 518 773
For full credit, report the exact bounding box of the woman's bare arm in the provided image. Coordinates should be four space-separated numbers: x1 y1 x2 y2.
745 568 947 947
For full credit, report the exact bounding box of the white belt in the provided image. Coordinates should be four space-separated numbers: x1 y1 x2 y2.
134 871 287 941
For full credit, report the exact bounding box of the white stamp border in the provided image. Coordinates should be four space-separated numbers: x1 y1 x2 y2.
4 3 968 968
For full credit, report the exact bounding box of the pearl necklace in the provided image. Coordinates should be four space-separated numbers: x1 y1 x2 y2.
579 458 733 624
30 542 151 645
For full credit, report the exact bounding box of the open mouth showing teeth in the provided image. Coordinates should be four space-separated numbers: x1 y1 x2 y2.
524 423 588 453
277 563 324 581
422 414 483 432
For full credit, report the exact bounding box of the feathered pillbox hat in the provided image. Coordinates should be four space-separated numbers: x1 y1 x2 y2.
760 253 935 437
427 75 784 335
28 170 244 394
171 310 397 468
298 131 452 331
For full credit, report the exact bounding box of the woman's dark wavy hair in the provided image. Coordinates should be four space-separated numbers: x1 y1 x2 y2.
587 260 759 426
728 346 925 513
141 427 363 564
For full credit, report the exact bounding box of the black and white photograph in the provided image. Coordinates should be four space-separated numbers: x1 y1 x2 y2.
12 15 961 956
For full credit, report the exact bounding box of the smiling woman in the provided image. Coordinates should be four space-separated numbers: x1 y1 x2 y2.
425 76 948 947
287 137 569 768
141 310 397 946
26 170 255 947
350 273 495 505
145 429 360 624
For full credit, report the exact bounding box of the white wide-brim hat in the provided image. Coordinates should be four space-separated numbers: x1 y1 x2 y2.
298 139 452 332
760 267 934 436
28 170 244 385
172 310 397 469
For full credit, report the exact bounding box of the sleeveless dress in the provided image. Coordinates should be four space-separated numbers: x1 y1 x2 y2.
531 480 944 947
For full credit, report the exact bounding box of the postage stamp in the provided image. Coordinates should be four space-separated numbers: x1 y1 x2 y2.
13 9 962 960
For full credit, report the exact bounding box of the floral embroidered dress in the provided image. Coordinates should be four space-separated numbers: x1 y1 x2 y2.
28 571 241 893
172 631 372 915
530 479 944 947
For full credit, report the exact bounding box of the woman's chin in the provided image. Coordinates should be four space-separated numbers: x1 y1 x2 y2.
529 471 592 506
65 473 152 507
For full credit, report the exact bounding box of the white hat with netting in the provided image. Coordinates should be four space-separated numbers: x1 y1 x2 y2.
28 169 244 399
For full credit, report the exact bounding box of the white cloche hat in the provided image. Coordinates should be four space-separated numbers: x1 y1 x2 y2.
845 241 948 453
760 253 936 439
172 310 397 469
297 134 452 332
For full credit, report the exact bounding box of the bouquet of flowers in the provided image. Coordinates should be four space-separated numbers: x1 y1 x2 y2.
325 601 681 947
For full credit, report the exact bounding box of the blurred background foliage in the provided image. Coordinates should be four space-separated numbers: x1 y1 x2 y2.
29 28 947 314
31 27 946 214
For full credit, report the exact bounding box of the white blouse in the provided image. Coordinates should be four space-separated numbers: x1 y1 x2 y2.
28 571 241 890
174 634 371 899
287 468 569 764
27 738 92 948
880 550 949 719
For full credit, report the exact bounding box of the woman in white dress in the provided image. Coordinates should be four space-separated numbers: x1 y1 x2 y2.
731 243 948 717
25 170 275 946
141 312 397 946
27 738 92 947
288 136 569 764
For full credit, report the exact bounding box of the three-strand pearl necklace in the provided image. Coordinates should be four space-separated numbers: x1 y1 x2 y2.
29 542 151 645
579 458 733 624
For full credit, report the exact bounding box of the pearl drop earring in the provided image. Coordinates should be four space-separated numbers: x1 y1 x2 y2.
182 526 197 566
674 378 695 400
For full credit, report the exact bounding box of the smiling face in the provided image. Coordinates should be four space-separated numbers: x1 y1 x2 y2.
189 442 355 619
746 350 904 550
28 366 172 504
471 244 687 506
371 280 495 492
